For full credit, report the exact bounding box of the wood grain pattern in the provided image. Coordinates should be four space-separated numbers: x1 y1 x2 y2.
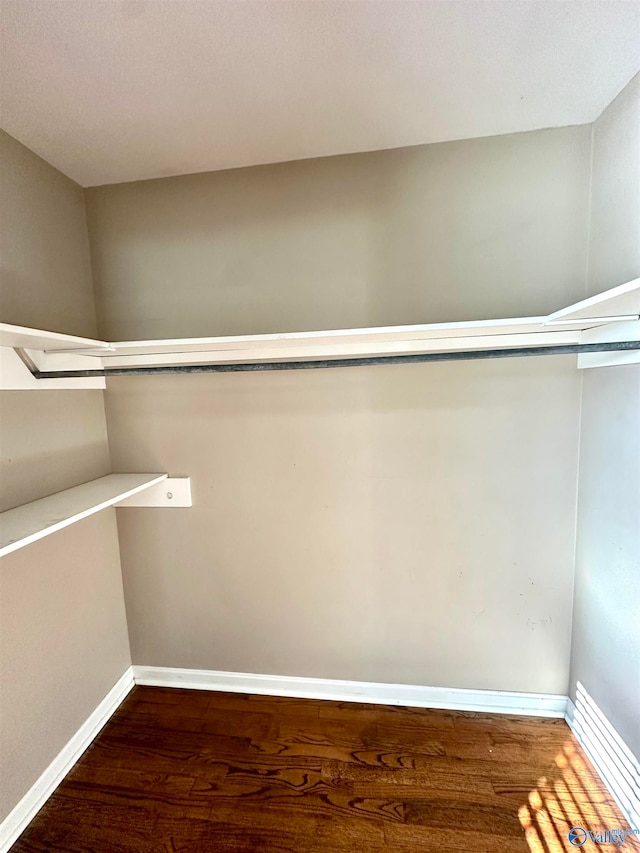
10 687 639 852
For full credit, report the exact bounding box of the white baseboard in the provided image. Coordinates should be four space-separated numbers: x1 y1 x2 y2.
132 665 568 717
565 683 640 831
0 666 134 853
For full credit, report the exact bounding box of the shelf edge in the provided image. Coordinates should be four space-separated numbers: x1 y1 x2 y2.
0 474 168 557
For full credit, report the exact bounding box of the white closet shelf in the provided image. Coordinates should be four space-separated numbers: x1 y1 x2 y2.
545 278 640 324
0 324 111 389
0 323 110 353
0 474 167 557
1 279 638 381
44 319 587 368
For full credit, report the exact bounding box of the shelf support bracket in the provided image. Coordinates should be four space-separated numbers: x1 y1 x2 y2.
116 478 192 507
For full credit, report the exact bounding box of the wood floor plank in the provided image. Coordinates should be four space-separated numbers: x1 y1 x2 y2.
9 686 637 853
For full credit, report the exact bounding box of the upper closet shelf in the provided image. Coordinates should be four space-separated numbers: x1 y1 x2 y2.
46 317 590 366
0 474 171 557
0 324 110 352
545 279 640 324
1 279 638 385
0 324 111 390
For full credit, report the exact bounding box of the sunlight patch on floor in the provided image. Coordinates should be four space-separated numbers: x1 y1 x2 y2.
519 734 639 851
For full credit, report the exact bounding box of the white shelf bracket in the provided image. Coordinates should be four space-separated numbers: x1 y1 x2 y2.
116 478 192 507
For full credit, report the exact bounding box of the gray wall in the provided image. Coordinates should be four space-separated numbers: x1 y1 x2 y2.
87 127 590 339
0 129 97 337
88 125 591 693
569 74 640 758
0 391 111 513
0 132 130 821
0 514 130 820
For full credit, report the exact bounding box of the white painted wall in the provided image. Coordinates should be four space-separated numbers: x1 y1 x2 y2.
569 73 640 759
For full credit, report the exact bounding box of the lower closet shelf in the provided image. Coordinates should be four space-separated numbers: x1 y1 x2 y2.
0 473 167 557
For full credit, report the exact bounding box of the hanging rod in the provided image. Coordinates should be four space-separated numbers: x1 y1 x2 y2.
28 339 640 377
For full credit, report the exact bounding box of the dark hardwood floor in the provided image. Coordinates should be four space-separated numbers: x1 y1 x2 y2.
11 686 639 852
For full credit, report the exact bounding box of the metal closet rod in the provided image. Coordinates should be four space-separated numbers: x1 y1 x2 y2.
31 339 640 377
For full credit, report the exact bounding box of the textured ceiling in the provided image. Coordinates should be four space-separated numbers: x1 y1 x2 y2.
1 0 639 187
